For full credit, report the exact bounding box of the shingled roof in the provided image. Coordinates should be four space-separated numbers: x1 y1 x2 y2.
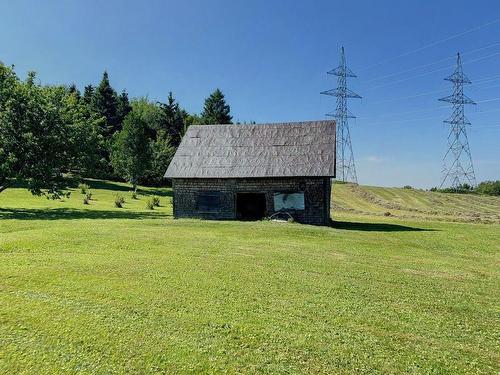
164 120 336 179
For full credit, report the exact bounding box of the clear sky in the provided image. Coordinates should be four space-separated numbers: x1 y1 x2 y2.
1 0 499 188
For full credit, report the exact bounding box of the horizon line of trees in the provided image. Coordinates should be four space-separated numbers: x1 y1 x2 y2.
0 63 234 196
429 181 500 196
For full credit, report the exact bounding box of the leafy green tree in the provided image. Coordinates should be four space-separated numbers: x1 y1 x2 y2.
147 135 175 185
130 97 164 137
475 180 500 196
200 88 232 124
110 97 182 186
62 89 101 176
0 66 70 196
111 108 152 190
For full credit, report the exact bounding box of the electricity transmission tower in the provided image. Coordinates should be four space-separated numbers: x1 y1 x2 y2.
321 47 361 183
438 53 477 188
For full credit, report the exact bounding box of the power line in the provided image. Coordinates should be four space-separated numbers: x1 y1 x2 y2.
357 106 500 127
474 74 500 84
368 88 448 105
356 106 450 120
364 41 500 83
365 51 500 91
358 17 500 72
476 97 500 103
471 124 500 132
470 83 500 93
367 78 500 105
367 114 445 126
472 124 500 129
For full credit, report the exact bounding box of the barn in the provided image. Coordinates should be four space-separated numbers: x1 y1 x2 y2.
164 120 336 225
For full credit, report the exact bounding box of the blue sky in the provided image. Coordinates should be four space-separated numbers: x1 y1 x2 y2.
1 0 499 187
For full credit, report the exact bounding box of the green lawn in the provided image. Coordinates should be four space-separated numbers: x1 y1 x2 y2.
0 180 499 374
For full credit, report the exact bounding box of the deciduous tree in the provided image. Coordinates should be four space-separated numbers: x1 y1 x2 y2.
111 108 152 190
0 66 70 196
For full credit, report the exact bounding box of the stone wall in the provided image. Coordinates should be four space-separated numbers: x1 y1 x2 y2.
172 177 331 225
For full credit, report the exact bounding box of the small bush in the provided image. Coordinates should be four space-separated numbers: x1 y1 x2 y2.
476 180 500 196
403 185 412 189
131 190 138 200
78 183 90 194
85 191 92 201
439 183 474 194
145 198 154 210
384 211 392 216
114 194 125 208
152 196 160 207
83 197 89 205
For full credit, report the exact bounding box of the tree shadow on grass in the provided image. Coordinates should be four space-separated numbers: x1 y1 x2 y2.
83 179 173 197
0 207 171 221
8 179 173 198
331 220 436 232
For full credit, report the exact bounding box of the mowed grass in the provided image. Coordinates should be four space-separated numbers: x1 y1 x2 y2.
0 180 499 374
332 183 500 223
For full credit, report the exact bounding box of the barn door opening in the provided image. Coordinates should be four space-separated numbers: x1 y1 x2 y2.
236 193 266 220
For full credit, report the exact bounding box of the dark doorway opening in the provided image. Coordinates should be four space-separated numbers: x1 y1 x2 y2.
236 193 266 220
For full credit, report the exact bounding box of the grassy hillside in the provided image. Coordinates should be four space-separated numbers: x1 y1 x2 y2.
0 180 499 374
332 183 500 223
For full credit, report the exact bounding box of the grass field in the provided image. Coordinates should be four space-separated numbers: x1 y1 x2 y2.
0 180 499 373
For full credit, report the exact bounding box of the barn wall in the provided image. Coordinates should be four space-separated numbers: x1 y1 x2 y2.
172 177 331 225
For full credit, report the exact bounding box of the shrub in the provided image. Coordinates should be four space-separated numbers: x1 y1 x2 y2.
78 183 90 194
145 198 154 210
83 197 89 205
131 190 138 200
439 183 474 194
114 194 125 208
403 185 412 189
85 191 92 201
476 180 500 196
152 196 160 207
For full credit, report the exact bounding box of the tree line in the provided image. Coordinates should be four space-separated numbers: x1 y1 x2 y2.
430 181 500 196
0 64 233 196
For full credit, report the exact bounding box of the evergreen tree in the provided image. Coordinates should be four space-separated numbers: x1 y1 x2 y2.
83 84 94 106
117 90 132 124
92 71 119 136
200 88 232 124
160 92 186 147
68 83 81 101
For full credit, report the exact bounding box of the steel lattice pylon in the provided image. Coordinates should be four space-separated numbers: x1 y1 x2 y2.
321 47 361 183
438 53 477 189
